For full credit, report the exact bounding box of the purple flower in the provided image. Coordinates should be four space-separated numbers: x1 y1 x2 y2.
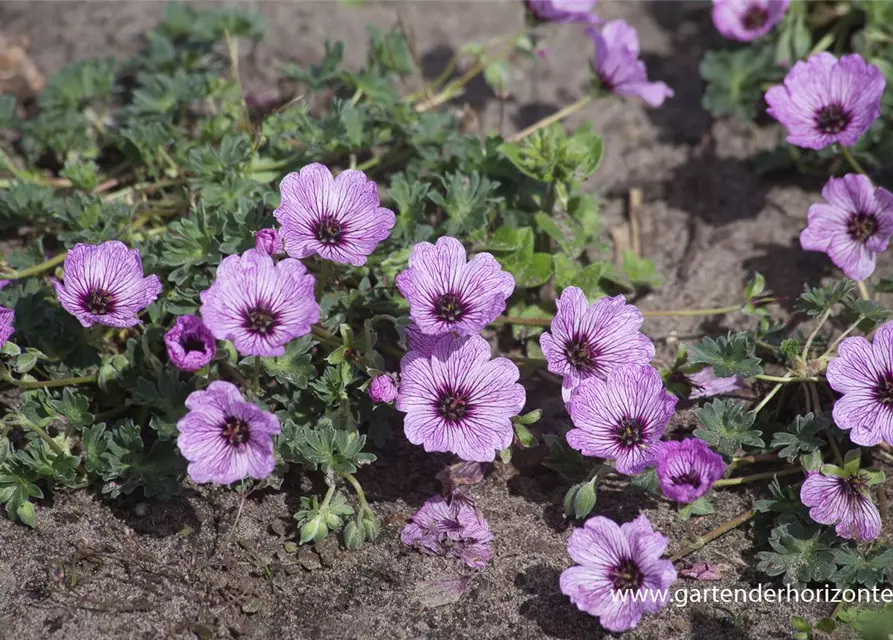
765 53 885 150
526 0 598 24
801 468 881 541
586 21 673 107
540 288 654 403
53 241 162 328
396 236 514 338
826 321 893 446
176 381 281 485
0 280 9 290
254 228 284 256
164 314 216 372
800 174 893 281
0 305 13 347
567 364 676 475
401 492 493 569
560 514 676 632
404 321 443 357
200 249 318 357
712 0 789 42
368 374 398 403
655 439 726 503
274 163 395 266
396 334 525 462
688 366 745 399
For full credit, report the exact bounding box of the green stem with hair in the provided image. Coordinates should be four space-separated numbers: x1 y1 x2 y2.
340 471 372 515
669 509 756 563
17 417 66 457
507 95 593 142
840 146 867 175
4 374 97 389
801 308 832 361
713 467 802 487
754 374 819 383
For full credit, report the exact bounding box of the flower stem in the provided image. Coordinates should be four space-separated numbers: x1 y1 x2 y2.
507 95 593 143
713 467 802 487
876 483 889 525
340 471 372 515
669 509 755 563
856 279 871 301
5 374 97 389
18 417 65 457
801 308 832 360
751 374 791 415
840 146 867 175
320 483 336 510
754 374 819 383
0 252 67 280
821 315 865 358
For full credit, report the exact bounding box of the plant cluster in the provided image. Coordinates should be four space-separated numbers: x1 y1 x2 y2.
0 0 892 636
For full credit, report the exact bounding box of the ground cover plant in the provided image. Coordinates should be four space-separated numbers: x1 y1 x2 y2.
1 1 893 637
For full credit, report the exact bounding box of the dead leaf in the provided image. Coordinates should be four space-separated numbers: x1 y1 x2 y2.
0 34 45 98
413 575 473 609
437 461 488 495
680 562 730 581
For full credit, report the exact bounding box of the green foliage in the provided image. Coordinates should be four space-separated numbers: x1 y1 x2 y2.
797 280 854 317
770 413 826 463
694 399 764 455
700 45 781 120
756 519 838 586
689 331 762 378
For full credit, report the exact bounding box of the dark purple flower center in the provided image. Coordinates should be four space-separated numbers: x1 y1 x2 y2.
314 216 344 245
610 558 644 592
741 5 768 30
874 373 893 405
438 390 470 422
84 288 115 315
815 104 851 135
243 305 279 336
563 337 596 372
847 213 877 243
180 333 207 353
434 293 465 323
672 471 702 488
222 416 250 446
616 416 645 447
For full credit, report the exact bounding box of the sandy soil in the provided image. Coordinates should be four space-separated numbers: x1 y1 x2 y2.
0 1 863 639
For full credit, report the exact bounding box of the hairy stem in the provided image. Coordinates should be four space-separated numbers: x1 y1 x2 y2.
0 252 67 280
751 374 791 415
856 279 871 301
754 374 819 383
713 467 802 487
821 315 865 358
507 95 593 142
5 374 97 389
801 308 832 361
320 483 337 510
19 417 65 457
840 146 867 175
340 471 372 515
669 509 755 563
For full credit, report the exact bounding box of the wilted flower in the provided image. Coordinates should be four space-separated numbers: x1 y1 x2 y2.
164 314 216 372
274 163 395 266
200 249 318 357
176 381 281 485
567 364 676 474
560 514 677 632
396 334 525 462
688 366 744 399
655 439 726 503
765 53 885 150
436 460 488 495
826 321 893 446
368 374 398 403
404 321 443 357
679 563 729 581
586 21 673 107
540 287 654 403
53 241 162 328
801 468 881 541
526 0 598 23
0 305 13 347
396 236 515 338
254 228 284 256
712 0 789 42
800 174 893 281
0 280 9 290
401 492 493 569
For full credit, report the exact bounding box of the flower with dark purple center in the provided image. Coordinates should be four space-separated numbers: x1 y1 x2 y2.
164 314 216 372
801 468 881 541
525 0 599 24
401 492 494 569
274 163 395 266
800 174 893 281
396 236 515 338
586 21 673 107
396 334 525 462
540 287 654 403
0 305 13 347
200 249 318 357
655 439 726 503
560 514 676 632
826 321 893 446
567 364 676 474
53 241 162 328
176 381 281 485
712 0 789 42
765 53 884 150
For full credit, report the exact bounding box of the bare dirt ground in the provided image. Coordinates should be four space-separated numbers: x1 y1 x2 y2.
0 1 864 639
